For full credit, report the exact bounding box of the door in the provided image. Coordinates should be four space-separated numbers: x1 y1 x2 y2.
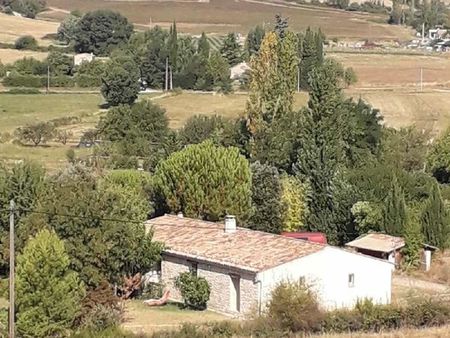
230 275 241 313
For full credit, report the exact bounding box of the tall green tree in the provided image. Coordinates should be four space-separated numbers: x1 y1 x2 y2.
197 32 210 59
427 126 450 183
280 175 310 232
383 175 408 236
154 141 252 222
101 54 140 106
298 28 324 89
274 14 289 39
207 51 232 93
57 14 81 44
220 33 243 66
168 21 178 71
16 229 84 338
74 10 133 56
246 25 265 57
140 27 169 89
421 182 449 249
295 61 345 243
248 162 284 234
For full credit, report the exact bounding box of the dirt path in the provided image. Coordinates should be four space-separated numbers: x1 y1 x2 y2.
393 275 450 293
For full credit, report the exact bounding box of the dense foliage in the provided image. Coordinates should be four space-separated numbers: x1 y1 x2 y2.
16 229 85 337
174 272 211 310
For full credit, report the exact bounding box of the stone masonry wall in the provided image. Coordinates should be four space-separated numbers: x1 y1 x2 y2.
161 254 258 316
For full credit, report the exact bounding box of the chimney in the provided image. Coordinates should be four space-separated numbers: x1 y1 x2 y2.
224 215 236 233
177 212 184 218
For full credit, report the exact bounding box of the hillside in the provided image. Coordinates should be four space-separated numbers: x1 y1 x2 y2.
43 0 413 39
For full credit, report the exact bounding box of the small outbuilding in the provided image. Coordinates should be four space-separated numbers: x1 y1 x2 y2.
345 233 405 266
146 215 394 316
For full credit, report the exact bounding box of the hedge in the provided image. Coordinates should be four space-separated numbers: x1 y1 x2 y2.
3 74 75 88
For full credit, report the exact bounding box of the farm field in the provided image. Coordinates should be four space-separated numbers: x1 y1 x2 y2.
0 48 48 64
332 52 450 88
44 0 413 39
0 12 58 45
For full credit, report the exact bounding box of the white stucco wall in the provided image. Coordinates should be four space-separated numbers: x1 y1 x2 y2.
257 246 394 310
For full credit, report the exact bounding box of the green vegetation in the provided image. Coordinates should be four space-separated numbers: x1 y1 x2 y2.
16 229 85 338
14 35 38 51
175 272 211 310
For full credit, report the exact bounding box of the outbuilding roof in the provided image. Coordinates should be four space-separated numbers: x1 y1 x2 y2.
145 215 325 273
345 233 405 253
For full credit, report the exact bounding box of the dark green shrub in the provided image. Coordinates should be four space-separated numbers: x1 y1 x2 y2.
75 74 102 87
174 272 211 310
15 35 38 50
3 74 44 87
49 75 75 87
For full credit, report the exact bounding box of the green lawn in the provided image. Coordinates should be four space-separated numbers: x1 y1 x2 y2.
0 93 103 133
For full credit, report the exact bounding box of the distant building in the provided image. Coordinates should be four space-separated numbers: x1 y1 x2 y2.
74 53 95 66
230 62 250 81
146 215 394 316
429 28 448 41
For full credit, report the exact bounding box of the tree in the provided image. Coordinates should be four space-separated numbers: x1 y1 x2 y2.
23 166 162 287
207 51 232 93
98 100 170 157
16 229 84 338
0 161 46 274
351 201 383 234
101 55 140 106
0 61 5 78
220 33 243 66
175 272 210 310
168 21 178 71
178 114 231 146
14 35 38 50
46 50 73 76
298 28 324 90
245 31 298 158
421 182 449 249
197 32 210 59
74 10 133 56
383 175 408 236
154 141 252 221
57 14 81 44
402 217 424 269
5 0 46 18
140 27 169 89
246 25 265 57
295 62 345 243
14 122 55 146
427 126 450 183
248 162 284 234
56 130 73 145
274 14 288 39
280 175 310 232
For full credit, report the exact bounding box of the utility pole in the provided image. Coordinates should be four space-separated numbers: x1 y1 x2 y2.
297 67 300 93
9 200 15 338
422 23 425 44
169 66 173 91
165 58 169 92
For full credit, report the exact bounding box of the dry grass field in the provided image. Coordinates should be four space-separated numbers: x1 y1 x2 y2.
44 0 412 39
332 52 450 88
0 48 48 64
0 12 58 45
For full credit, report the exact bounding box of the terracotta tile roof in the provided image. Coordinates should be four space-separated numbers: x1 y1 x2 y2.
146 215 325 273
345 233 405 253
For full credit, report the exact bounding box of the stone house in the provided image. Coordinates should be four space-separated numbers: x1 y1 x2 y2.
146 215 394 316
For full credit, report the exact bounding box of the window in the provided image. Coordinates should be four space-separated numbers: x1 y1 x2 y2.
348 273 355 287
188 261 198 276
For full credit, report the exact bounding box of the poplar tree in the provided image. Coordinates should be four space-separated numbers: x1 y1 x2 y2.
421 182 449 248
16 229 84 338
383 175 407 236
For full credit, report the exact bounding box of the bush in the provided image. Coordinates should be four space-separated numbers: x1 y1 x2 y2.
50 116 81 127
73 326 138 338
75 74 102 87
3 74 44 87
14 121 55 146
15 35 38 50
266 281 324 333
6 88 40 94
174 272 211 310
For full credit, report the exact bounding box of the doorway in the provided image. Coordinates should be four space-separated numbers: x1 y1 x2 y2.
230 275 241 313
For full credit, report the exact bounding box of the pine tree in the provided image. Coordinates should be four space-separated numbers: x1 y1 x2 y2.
383 175 408 236
16 229 85 338
220 33 243 66
248 162 284 234
197 32 210 59
246 25 265 57
421 182 449 249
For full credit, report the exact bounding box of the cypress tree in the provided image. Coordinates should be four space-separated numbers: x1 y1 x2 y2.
168 21 178 71
421 182 449 249
16 229 84 338
274 14 288 39
220 33 243 66
298 28 324 90
248 162 284 234
246 25 265 57
383 175 407 236
295 62 345 244
197 32 210 59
